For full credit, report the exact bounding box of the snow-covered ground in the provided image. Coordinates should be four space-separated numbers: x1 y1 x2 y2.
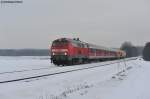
0 56 149 99
0 56 52 72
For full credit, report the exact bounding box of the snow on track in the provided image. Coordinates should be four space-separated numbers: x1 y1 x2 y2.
0 58 135 83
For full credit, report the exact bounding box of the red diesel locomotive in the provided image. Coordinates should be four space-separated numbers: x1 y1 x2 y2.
50 38 126 65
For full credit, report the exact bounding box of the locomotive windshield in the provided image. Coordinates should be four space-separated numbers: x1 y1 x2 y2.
52 39 68 46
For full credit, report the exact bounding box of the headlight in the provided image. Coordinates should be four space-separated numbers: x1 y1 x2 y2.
52 52 55 55
64 52 67 55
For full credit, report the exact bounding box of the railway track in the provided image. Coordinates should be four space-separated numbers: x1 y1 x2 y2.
0 57 137 84
0 67 52 75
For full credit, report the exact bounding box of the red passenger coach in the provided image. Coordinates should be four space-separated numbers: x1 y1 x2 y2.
50 38 126 66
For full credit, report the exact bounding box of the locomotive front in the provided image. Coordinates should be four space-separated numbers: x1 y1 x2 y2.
50 38 71 65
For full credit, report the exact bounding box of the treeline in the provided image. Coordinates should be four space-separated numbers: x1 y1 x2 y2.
143 42 150 61
0 49 49 56
120 42 144 58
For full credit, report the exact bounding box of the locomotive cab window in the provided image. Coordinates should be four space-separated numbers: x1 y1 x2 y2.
52 39 68 46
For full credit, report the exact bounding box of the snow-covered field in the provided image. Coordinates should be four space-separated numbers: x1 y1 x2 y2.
0 56 52 72
0 56 149 99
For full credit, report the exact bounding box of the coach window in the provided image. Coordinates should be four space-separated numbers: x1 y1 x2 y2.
90 49 93 53
91 49 96 53
97 49 100 54
94 49 97 53
102 50 104 54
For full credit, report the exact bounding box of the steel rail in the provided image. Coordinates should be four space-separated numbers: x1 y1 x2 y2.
0 67 51 75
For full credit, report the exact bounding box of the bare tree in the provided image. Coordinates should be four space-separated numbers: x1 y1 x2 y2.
120 42 134 57
120 41 143 57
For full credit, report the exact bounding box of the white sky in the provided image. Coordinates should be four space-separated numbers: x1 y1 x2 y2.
0 0 150 49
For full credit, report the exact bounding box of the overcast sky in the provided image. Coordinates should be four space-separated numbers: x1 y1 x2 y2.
0 0 150 49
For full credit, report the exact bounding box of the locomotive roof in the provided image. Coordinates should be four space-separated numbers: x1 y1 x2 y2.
55 38 119 52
